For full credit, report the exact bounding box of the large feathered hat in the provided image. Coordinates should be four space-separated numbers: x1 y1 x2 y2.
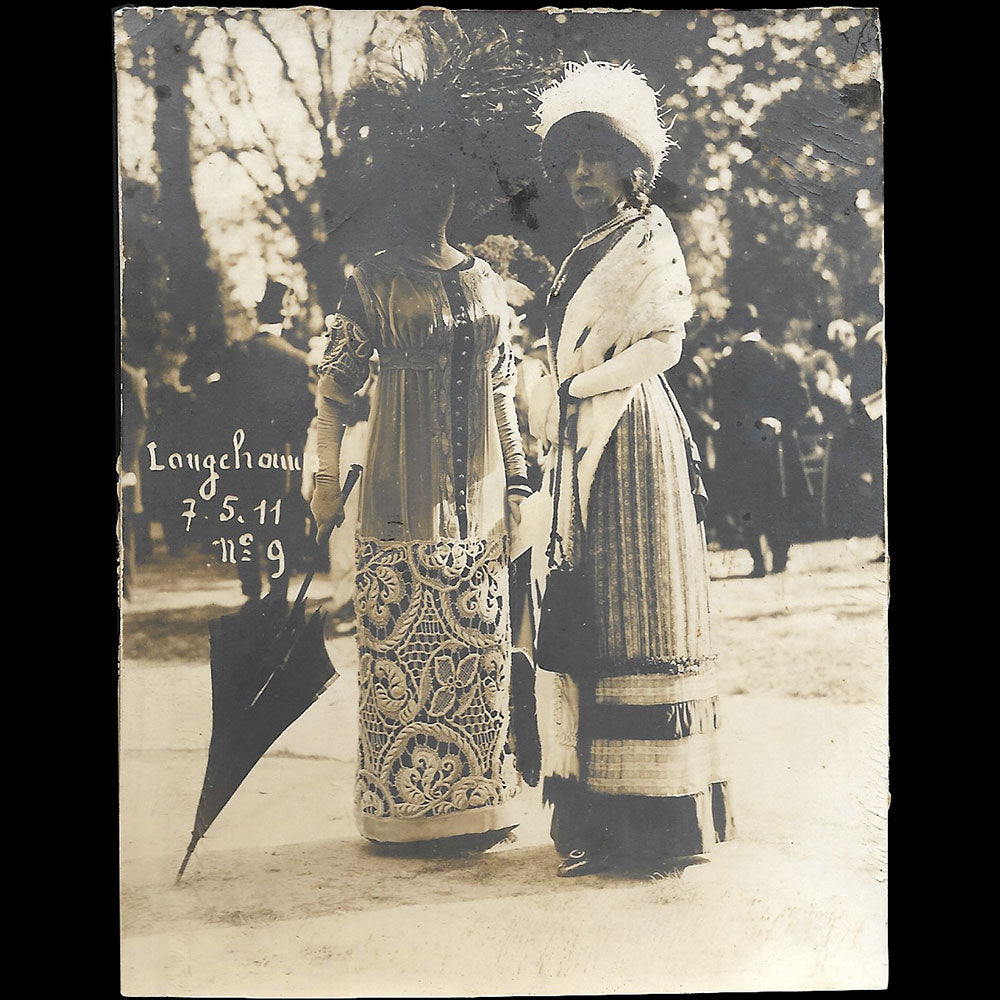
337 12 557 208
534 59 677 181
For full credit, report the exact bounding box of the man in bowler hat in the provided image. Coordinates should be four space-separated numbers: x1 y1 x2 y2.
711 304 813 576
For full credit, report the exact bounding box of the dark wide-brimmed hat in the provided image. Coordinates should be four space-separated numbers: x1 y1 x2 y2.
256 279 289 324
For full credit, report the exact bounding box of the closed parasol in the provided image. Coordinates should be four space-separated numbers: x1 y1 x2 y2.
175 465 362 882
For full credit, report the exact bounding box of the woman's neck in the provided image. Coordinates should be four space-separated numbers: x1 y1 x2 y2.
400 220 448 247
579 198 629 237
398 221 464 267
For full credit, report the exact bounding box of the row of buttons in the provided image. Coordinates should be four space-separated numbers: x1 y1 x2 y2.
447 276 473 534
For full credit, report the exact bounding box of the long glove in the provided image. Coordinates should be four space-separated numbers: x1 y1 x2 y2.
494 385 532 501
311 392 347 541
566 330 684 399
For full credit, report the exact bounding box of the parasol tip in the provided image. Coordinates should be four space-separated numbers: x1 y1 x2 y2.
175 836 199 884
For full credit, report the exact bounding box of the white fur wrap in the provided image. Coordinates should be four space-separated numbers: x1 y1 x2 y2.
525 205 694 651
537 205 693 527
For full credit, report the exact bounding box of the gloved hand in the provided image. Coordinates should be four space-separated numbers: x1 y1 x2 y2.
527 374 558 449
310 474 345 543
507 493 526 525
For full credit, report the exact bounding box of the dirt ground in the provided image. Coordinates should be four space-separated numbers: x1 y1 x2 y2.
119 536 888 996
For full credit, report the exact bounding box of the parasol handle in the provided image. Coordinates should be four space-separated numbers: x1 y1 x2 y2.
292 464 363 612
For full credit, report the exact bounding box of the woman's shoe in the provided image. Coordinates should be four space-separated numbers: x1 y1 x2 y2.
557 849 608 877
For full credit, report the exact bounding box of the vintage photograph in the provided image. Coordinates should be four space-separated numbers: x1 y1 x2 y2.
117 7 887 995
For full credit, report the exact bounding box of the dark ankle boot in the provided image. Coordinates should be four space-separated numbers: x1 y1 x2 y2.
557 848 608 877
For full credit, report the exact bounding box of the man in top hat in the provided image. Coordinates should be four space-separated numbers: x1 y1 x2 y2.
226 278 316 601
711 303 813 576
255 278 289 335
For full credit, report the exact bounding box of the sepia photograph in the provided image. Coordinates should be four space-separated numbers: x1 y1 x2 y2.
116 7 887 995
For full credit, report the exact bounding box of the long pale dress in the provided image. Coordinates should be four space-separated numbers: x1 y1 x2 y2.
538 225 734 863
317 250 531 844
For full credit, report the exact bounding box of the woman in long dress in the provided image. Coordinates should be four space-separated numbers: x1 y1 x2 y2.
528 61 734 876
311 155 533 847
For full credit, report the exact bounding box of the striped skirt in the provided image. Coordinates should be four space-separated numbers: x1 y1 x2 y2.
538 379 733 862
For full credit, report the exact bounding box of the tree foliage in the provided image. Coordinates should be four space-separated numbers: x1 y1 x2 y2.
116 8 883 387
508 9 883 347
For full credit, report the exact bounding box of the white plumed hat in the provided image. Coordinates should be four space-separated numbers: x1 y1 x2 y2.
533 59 677 180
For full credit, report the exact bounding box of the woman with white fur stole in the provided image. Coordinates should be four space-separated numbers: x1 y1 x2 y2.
527 60 734 877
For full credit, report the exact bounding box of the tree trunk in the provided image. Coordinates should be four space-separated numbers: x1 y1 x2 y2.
146 9 226 376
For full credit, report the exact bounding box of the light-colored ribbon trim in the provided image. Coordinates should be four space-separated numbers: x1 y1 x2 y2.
587 733 724 798
594 668 720 707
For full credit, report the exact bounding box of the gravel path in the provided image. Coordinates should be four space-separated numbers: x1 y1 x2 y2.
120 537 888 995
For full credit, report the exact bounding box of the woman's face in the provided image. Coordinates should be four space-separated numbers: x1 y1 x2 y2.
562 146 625 217
396 165 456 228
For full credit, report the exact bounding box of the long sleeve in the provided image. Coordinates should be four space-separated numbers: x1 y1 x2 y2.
316 276 375 406
314 275 375 478
312 276 373 527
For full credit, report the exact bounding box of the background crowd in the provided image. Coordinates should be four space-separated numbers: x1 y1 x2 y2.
117 8 884 597
121 263 885 599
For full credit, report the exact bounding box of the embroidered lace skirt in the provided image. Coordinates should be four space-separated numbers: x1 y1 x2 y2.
353 534 522 843
539 381 733 861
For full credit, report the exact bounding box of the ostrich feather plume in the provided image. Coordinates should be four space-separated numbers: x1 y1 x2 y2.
338 11 558 204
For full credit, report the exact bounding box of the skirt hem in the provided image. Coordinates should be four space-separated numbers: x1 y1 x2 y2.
544 775 734 860
357 799 524 844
